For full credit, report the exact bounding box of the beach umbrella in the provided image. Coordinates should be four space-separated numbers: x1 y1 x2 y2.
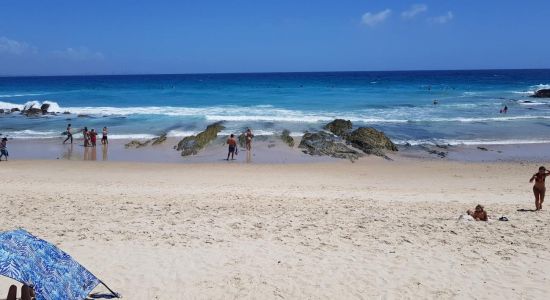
0 229 119 300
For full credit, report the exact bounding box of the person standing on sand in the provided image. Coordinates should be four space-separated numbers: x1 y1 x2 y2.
89 129 98 147
529 166 550 210
226 134 237 160
83 127 89 147
245 128 254 151
63 123 73 144
102 127 108 145
0 137 8 161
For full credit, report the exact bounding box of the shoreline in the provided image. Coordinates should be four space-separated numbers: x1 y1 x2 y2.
4 136 550 164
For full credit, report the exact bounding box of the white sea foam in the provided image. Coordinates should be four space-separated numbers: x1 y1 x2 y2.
0 93 48 98
0 101 24 110
396 138 550 146
0 130 62 139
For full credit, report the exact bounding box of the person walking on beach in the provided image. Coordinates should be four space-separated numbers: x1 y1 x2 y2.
101 127 108 145
245 128 254 151
529 166 550 210
63 124 73 144
89 129 98 147
226 134 237 160
83 127 90 147
0 137 8 161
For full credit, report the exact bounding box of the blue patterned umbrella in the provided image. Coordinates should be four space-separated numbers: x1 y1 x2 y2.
0 229 118 300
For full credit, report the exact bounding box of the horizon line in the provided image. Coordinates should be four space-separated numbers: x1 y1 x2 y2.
1 67 549 78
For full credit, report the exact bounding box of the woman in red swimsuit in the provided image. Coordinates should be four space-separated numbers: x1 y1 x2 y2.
529 166 550 210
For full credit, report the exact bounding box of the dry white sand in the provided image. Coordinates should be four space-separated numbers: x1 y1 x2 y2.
1 158 549 299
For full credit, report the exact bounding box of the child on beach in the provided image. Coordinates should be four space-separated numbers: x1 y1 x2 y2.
0 137 8 161
89 129 98 147
226 134 237 160
529 166 550 210
467 204 488 221
102 127 108 145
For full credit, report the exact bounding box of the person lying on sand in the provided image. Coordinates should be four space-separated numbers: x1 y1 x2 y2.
467 204 488 221
529 166 550 210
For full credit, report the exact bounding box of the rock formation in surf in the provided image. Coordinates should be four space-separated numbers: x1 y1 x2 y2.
531 89 550 98
176 122 225 156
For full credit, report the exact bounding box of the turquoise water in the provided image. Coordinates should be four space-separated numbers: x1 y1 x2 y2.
1 70 550 145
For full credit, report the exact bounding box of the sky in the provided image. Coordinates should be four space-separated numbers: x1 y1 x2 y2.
0 0 549 76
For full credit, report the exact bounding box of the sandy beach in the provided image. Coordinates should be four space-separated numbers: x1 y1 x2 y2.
1 157 549 299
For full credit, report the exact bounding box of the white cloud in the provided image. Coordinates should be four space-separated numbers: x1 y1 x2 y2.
0 37 36 55
430 11 454 24
361 9 392 27
52 47 104 61
401 4 428 19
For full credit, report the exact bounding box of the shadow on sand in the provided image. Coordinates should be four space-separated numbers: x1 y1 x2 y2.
517 208 537 212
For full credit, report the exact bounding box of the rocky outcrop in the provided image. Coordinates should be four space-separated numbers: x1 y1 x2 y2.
299 131 361 161
280 129 295 147
40 103 50 114
176 122 225 156
346 127 398 157
0 109 4 114
238 133 247 148
126 133 168 148
151 133 167 146
23 107 42 116
125 140 151 148
324 119 352 137
11 108 20 112
531 89 550 98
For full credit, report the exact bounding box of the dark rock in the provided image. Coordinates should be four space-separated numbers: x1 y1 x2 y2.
346 127 398 157
11 108 20 112
62 111 71 114
428 150 447 158
531 89 550 98
280 129 295 147
176 122 225 156
24 107 42 116
40 103 50 114
125 140 150 149
77 114 92 118
477 146 489 151
151 133 167 146
0 109 4 114
299 131 361 161
324 119 353 137
238 133 246 148
125 133 168 148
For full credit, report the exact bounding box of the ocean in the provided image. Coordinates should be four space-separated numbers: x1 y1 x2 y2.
1 69 550 145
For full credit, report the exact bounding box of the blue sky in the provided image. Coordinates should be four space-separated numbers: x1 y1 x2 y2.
0 0 549 75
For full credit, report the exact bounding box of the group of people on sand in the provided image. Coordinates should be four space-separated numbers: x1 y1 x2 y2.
226 128 254 161
465 165 548 221
63 124 108 147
